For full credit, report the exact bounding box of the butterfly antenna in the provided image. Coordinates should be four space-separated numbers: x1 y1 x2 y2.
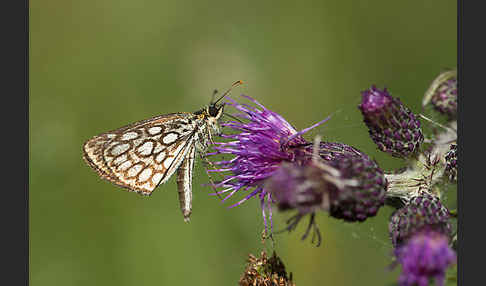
213 80 244 105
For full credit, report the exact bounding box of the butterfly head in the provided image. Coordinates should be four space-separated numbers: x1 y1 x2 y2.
207 102 225 119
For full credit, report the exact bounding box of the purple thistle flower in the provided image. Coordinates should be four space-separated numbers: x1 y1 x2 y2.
389 194 455 286
207 95 330 230
359 85 424 158
395 230 456 286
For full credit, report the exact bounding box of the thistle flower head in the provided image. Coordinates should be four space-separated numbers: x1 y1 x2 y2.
389 194 451 248
395 230 456 286
359 85 424 158
208 95 330 227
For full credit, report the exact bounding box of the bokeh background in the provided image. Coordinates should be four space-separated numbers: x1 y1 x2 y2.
30 1 457 285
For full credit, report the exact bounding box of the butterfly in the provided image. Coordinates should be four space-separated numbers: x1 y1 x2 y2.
82 81 243 222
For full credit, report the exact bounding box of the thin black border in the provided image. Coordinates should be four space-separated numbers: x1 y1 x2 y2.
26 0 29 284
1 0 29 285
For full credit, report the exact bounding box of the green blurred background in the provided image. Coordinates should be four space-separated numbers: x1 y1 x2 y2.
30 0 457 285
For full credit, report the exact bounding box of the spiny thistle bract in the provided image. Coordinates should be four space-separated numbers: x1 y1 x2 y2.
208 94 330 230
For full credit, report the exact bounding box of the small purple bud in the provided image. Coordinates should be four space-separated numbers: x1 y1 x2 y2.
359 86 424 158
314 142 388 222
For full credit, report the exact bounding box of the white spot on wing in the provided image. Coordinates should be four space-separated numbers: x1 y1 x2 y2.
118 160 132 171
137 141 154 156
152 173 163 184
132 138 144 147
113 154 127 165
163 157 174 169
128 164 143 177
111 143 130 156
155 151 166 163
162 133 178 144
138 168 152 182
148 126 162 135
121 132 138 141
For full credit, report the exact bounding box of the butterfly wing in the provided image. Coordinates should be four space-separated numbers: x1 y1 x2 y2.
83 113 199 196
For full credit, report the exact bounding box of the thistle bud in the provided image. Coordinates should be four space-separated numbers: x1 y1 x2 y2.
359 86 424 158
389 194 451 247
316 142 388 221
423 70 457 118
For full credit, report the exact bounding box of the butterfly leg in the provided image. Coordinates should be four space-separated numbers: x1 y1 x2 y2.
199 153 225 200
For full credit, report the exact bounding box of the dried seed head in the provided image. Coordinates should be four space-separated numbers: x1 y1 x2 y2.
239 251 295 286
